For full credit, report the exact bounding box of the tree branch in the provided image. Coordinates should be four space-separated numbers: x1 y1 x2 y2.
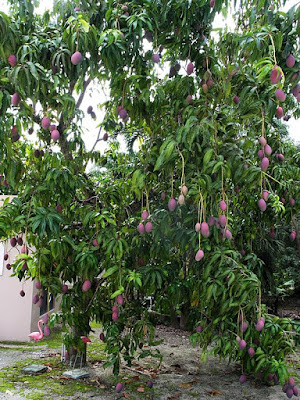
75 77 92 110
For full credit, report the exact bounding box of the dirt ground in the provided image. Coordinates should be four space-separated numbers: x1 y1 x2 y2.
0 325 299 400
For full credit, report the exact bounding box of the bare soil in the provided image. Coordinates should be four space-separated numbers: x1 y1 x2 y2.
0 325 299 400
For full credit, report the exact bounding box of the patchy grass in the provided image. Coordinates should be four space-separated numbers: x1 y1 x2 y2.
87 341 107 362
0 355 105 398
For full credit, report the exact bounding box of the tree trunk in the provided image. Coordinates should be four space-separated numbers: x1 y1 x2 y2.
170 307 179 328
67 344 87 368
180 303 189 330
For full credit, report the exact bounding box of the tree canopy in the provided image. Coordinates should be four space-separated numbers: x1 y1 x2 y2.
0 0 299 390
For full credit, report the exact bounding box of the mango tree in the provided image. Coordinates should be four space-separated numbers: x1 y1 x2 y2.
0 0 299 395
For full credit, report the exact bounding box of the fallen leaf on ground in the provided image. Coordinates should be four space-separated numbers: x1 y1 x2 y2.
179 383 191 389
123 393 130 398
207 389 222 396
137 386 145 392
187 378 198 384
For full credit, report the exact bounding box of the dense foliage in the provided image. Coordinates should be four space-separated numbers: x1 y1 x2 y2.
0 0 299 392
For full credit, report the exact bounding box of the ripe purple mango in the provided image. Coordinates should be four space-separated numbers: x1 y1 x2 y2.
259 136 267 146
10 237 17 247
11 93 21 106
286 54 295 68
291 73 298 82
152 53 160 63
239 374 247 384
43 314 49 324
116 382 124 393
218 215 227 227
275 89 286 101
219 200 227 211
71 51 82 65
8 54 17 67
161 192 166 200
168 198 177 211
278 153 285 161
292 84 300 97
186 95 193 104
35 281 42 289
117 294 124 306
239 339 246 350
258 149 264 159
6 263 11 270
11 125 18 136
99 332 105 341
288 377 295 387
224 228 232 240
258 198 267 212
210 0 215 7
56 204 62 213
20 290 25 297
256 320 264 331
244 163 248 169
112 305 118 313
145 222 153 233
261 157 269 171
233 95 239 104
200 222 209 238
92 238 99 246
293 386 298 396
187 62 194 75
44 325 51 337
42 117 51 130
195 249 204 261
290 231 296 241
82 280 92 292
270 67 282 84
51 129 60 141
147 380 153 388
50 124 57 132
248 347 255 357
21 262 28 271
290 198 295 206
240 249 245 256
118 108 128 119
196 325 203 332
240 321 248 332
37 297 43 308
236 336 241 343
207 79 214 88
262 190 269 200
103 132 108 141
138 223 145 234
208 216 215 226
276 106 283 119
286 388 293 398
142 210 149 220
264 144 272 156
112 312 118 322
62 284 68 294
4 253 8 261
